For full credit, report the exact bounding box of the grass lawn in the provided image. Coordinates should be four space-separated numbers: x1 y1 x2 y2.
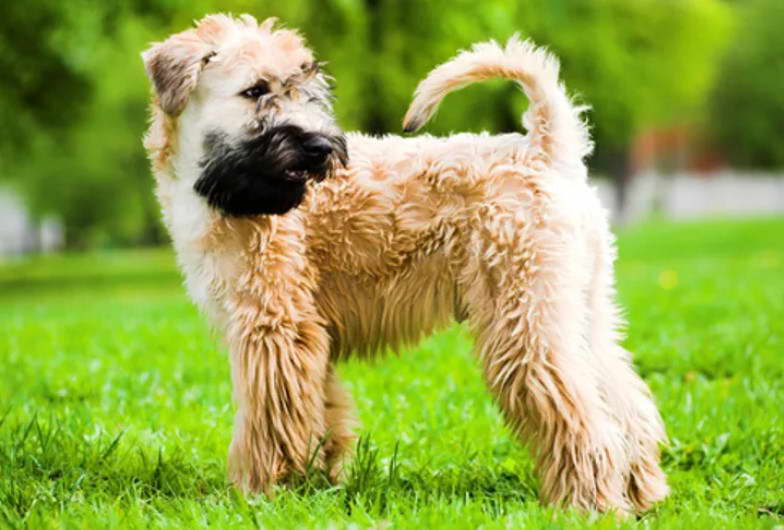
1 217 783 529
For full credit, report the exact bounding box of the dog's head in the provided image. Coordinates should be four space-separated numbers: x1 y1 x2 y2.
142 14 347 217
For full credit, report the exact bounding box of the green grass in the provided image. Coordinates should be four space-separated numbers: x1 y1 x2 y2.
1 217 783 529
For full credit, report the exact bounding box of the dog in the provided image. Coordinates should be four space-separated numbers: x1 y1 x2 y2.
141 14 668 515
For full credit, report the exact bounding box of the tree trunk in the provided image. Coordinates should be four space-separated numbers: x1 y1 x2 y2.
594 146 632 222
362 0 387 135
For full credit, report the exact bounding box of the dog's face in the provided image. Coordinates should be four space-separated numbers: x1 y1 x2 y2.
142 15 347 217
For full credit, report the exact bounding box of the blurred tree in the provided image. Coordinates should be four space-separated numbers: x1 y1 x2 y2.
0 3 91 163
708 0 784 169
545 0 733 209
0 2 168 247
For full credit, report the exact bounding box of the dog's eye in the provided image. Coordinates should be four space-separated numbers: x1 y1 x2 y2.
240 82 270 99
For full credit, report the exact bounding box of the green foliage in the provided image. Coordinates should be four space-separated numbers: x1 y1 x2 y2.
0 1 736 247
0 3 90 156
1 217 783 527
708 0 784 169
362 0 733 150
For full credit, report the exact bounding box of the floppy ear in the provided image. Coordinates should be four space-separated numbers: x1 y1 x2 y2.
141 30 215 116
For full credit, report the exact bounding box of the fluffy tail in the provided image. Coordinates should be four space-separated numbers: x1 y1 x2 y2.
403 36 593 170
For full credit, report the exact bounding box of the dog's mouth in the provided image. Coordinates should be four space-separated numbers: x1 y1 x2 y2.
283 168 308 182
194 126 347 217
282 159 337 184
282 134 348 184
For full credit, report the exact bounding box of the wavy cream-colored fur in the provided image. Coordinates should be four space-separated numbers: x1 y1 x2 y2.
403 36 593 176
142 14 668 515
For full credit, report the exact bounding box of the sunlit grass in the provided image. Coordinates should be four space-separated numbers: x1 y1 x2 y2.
1 217 783 528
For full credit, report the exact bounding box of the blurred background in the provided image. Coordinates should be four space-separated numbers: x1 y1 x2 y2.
0 0 782 254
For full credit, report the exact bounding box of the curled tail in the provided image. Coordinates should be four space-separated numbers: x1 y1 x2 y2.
403 36 593 171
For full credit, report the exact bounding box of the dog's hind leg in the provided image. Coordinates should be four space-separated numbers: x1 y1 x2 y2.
323 367 358 482
584 203 669 512
461 199 633 515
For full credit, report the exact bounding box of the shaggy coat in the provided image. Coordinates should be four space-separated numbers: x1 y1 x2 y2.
142 14 668 515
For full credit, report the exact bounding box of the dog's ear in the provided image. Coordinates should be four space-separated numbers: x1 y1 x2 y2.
141 30 215 116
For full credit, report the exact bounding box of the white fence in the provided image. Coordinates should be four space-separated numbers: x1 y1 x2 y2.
594 171 784 223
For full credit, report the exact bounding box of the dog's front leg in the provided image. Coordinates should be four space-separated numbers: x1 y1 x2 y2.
224 288 330 494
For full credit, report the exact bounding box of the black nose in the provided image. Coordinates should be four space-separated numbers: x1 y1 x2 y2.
302 135 333 161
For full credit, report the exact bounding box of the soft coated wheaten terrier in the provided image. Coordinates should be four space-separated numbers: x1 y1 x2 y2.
141 14 668 515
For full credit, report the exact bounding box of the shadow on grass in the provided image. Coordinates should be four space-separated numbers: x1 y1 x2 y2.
0 248 182 300
0 270 181 298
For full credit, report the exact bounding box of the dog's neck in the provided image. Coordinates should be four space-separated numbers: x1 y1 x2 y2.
204 209 308 259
